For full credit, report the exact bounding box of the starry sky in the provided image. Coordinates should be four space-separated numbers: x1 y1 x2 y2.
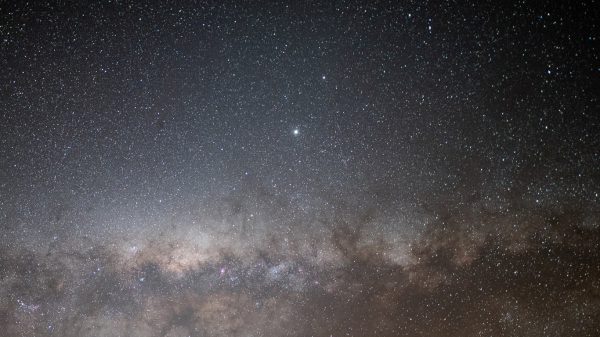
1 1 599 336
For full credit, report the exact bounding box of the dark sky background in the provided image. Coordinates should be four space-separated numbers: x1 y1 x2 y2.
1 1 599 336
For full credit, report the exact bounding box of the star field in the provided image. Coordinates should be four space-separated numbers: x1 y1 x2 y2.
0 1 599 336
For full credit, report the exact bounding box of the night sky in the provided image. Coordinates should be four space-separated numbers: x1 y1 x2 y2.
1 1 599 336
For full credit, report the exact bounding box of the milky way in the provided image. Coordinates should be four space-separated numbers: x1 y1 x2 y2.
1 1 599 336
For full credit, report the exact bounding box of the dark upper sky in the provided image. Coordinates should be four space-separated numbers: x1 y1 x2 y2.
0 1 599 336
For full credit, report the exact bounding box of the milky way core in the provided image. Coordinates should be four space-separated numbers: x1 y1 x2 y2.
1 1 599 337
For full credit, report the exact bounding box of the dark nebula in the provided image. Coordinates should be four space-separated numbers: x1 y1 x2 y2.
1 1 599 336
